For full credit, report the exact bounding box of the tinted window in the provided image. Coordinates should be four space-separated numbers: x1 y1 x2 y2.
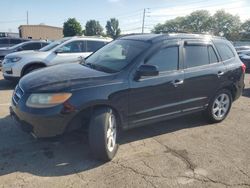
22 43 42 50
146 46 178 72
184 45 209 68
59 41 85 53
214 42 235 61
208 46 219 63
10 39 22 44
41 43 48 48
86 41 106 52
0 39 8 44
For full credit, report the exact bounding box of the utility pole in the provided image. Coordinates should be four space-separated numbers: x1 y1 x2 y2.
26 11 29 25
142 8 146 34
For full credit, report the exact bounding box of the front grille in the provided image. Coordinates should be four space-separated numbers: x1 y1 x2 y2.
12 85 24 106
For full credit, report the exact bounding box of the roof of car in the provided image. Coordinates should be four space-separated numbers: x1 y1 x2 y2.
69 36 113 42
119 33 225 43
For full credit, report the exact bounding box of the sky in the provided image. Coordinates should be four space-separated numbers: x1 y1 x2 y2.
0 0 250 34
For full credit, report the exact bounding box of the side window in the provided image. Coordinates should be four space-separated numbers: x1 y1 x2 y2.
208 46 219 63
11 39 22 44
60 41 84 53
86 41 105 52
41 43 48 48
22 43 42 50
0 39 9 44
214 42 235 61
184 45 209 68
146 46 179 72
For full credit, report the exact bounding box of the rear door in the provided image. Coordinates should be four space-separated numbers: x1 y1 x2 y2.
128 40 185 126
85 40 107 57
181 39 226 111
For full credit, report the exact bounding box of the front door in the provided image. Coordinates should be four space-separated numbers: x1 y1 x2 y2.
47 40 87 66
128 40 185 126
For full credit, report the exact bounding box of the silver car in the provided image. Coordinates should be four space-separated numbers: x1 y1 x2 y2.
2 36 112 81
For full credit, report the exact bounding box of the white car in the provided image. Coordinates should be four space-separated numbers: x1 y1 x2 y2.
2 36 112 81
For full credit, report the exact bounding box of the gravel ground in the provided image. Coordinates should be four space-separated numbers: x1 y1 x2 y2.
0 73 249 188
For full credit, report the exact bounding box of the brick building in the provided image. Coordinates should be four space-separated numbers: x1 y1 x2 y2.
19 24 63 40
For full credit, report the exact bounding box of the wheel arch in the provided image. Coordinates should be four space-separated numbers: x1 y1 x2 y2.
21 62 47 76
65 101 124 133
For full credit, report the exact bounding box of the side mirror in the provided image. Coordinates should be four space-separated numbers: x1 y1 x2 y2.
54 48 64 54
136 64 159 79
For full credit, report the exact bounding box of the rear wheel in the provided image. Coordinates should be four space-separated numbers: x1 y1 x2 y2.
205 89 232 123
88 107 118 161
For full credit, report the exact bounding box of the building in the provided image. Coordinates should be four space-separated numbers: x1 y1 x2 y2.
19 24 63 40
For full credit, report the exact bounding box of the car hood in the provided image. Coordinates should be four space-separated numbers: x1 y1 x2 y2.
5 50 48 58
19 63 114 92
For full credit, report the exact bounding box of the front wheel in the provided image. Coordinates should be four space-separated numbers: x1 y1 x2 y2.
88 107 118 161
205 89 232 123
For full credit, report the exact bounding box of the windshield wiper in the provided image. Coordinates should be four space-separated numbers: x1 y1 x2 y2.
83 62 115 73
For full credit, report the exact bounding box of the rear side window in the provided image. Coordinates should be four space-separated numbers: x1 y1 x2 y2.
22 43 42 50
214 42 235 61
184 45 209 68
146 46 179 72
86 41 106 52
0 39 9 44
10 39 22 44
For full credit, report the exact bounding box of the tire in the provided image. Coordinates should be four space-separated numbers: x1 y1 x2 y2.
204 89 232 123
88 107 119 161
23 65 44 76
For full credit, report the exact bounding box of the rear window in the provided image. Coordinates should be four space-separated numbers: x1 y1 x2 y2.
214 42 235 61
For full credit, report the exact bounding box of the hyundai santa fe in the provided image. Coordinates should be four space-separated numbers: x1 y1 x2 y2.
10 34 245 161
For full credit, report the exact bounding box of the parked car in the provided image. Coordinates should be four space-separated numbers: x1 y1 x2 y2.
0 37 29 48
2 36 112 81
0 41 49 68
237 50 250 70
10 34 245 161
235 46 250 52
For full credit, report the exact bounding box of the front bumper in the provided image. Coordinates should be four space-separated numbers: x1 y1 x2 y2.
10 103 76 138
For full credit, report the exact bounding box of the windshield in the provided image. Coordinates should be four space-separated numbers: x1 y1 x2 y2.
39 38 70 52
85 39 149 73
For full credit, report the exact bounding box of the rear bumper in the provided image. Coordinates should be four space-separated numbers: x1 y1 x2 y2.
10 104 76 138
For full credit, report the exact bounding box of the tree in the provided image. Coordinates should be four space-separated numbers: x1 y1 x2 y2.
152 17 186 33
63 18 82 37
106 18 121 39
184 10 212 33
211 10 241 39
84 20 104 36
241 19 250 32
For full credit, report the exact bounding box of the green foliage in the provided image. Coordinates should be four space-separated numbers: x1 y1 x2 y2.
106 18 121 39
152 17 185 33
63 18 82 37
211 10 241 39
152 9 246 41
84 20 104 36
184 10 212 33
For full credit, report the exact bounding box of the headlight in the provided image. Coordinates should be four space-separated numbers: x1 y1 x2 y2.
26 93 72 108
9 57 22 63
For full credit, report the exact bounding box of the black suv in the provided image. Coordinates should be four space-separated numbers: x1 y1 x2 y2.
10 34 245 161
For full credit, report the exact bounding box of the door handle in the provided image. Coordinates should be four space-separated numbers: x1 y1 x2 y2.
172 79 184 87
217 71 224 77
